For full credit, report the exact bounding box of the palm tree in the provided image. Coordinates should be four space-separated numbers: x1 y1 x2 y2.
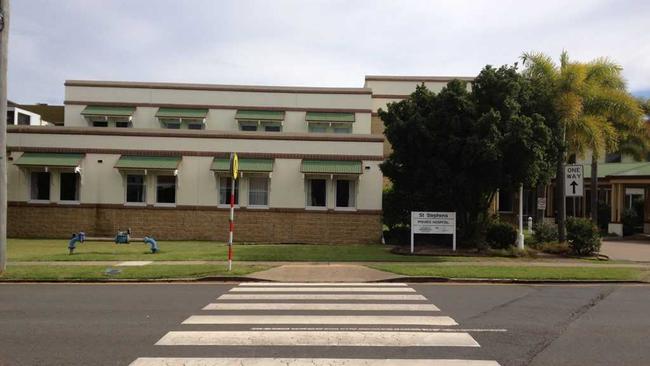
521 51 644 239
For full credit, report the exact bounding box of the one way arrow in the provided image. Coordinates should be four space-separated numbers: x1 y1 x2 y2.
570 181 578 194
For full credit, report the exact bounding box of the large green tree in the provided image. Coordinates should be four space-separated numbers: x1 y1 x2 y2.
521 52 644 233
380 65 554 244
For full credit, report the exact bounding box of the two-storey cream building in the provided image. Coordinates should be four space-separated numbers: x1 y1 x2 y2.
6 80 384 243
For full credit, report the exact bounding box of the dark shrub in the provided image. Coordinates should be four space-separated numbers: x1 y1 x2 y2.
621 208 639 236
532 222 558 244
383 227 410 245
486 221 517 249
566 217 601 256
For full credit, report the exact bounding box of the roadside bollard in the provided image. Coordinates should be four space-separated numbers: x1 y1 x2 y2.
144 236 159 254
527 217 533 233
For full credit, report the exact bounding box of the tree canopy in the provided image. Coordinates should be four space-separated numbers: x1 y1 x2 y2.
381 64 554 243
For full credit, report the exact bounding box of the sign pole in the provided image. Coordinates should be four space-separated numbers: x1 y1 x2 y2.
0 0 8 274
517 184 524 249
227 153 239 272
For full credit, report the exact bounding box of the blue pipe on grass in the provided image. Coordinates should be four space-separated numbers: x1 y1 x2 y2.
144 236 158 254
68 232 84 254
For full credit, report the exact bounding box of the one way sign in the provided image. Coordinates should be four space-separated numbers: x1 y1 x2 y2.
565 164 584 197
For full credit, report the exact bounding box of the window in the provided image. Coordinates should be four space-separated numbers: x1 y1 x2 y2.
126 175 146 203
219 177 239 205
165 122 181 129
92 120 108 127
333 125 352 134
30 172 50 201
308 123 328 133
498 189 513 212
248 177 269 206
7 110 14 124
156 175 176 204
60 173 80 201
335 179 356 208
307 179 327 207
264 124 281 132
17 112 31 125
188 123 203 130
240 124 257 132
115 121 130 128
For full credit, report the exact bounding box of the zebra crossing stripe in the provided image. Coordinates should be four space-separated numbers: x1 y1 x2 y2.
182 315 457 326
217 294 428 301
130 358 501 366
155 331 480 347
202 303 440 311
238 283 408 287
230 287 416 293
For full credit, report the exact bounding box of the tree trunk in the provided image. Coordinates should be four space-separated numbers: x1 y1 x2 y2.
591 153 598 224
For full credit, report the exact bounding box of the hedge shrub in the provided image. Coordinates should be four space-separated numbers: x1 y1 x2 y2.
486 221 517 249
566 217 601 256
532 222 558 244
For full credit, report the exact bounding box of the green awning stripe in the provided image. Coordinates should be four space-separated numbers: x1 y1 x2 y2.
305 112 355 123
235 110 285 121
301 160 362 174
114 156 181 170
14 153 83 167
155 108 208 119
81 106 135 117
211 158 274 172
583 162 650 178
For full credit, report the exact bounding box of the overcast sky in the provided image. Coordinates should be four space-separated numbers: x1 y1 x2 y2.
8 0 650 104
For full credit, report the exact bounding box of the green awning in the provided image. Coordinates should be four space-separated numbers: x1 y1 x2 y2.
211 158 274 172
301 160 362 174
583 162 650 178
155 108 208 119
305 112 355 123
114 156 181 170
81 105 135 117
235 110 285 121
14 153 83 167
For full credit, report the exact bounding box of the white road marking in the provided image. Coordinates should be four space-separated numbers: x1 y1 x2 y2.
238 283 408 287
217 294 428 301
230 287 416 293
202 303 440 311
182 315 457 326
130 358 501 366
155 331 480 347
115 261 153 266
250 327 508 332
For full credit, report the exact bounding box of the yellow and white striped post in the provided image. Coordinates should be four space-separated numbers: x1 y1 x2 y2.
227 153 239 271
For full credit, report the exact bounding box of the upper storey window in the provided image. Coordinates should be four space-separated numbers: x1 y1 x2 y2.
81 106 135 128
306 112 354 134
156 108 208 130
235 110 284 132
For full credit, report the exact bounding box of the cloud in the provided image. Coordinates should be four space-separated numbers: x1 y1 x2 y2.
8 0 650 103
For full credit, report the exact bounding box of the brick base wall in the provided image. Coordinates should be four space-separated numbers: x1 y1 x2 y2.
8 204 382 244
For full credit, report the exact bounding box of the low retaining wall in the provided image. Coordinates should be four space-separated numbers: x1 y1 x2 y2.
8 203 382 244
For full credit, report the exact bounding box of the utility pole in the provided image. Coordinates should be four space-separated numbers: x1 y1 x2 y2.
0 0 9 273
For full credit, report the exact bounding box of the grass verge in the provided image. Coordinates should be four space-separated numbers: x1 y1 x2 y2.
8 239 478 262
370 264 648 281
0 264 272 281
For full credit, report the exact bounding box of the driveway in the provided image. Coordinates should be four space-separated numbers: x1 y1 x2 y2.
601 239 650 262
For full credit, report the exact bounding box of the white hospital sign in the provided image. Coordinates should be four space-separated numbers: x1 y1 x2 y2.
565 165 584 197
411 212 457 253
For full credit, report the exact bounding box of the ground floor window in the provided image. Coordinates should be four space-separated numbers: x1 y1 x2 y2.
219 177 239 205
156 175 176 204
60 172 80 201
126 174 146 203
335 179 356 208
30 171 50 201
498 189 513 212
248 177 269 206
307 178 327 207
92 120 108 127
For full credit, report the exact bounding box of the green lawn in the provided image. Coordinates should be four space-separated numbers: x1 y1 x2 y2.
371 264 648 281
8 239 476 262
0 264 271 281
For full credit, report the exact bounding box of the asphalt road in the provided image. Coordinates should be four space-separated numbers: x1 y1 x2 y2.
0 282 648 366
